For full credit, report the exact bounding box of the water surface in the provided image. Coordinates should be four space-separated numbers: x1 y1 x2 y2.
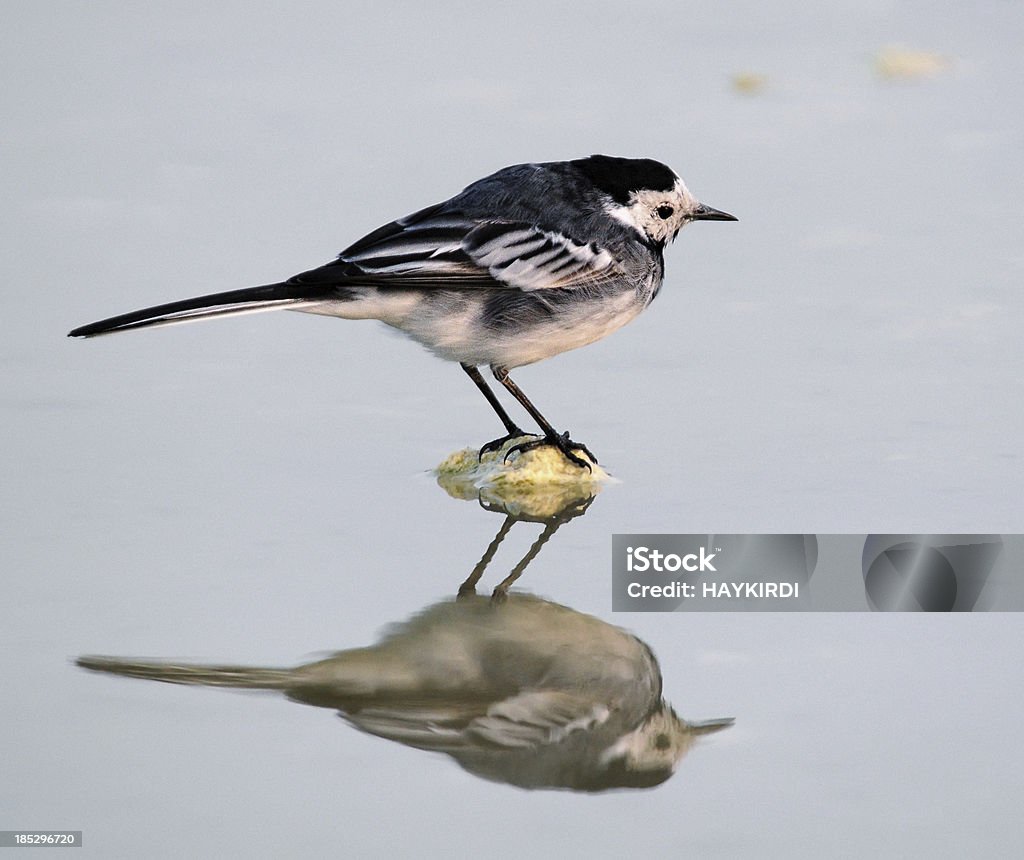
3 1 1022 856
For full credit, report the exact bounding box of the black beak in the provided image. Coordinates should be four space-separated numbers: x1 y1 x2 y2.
692 203 738 222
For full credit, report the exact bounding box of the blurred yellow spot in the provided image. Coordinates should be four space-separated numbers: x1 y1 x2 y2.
875 45 950 80
731 73 768 94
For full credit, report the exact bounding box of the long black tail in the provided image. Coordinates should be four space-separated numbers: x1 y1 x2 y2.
68 281 332 338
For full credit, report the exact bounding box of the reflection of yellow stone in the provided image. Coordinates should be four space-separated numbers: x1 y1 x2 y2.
731 72 767 94
875 46 949 80
436 435 611 518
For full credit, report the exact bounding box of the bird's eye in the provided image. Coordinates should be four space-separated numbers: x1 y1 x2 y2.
654 733 672 750
656 205 674 220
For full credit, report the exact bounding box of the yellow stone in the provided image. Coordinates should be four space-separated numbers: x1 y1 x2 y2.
435 435 612 518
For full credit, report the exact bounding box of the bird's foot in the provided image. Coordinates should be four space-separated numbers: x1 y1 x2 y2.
504 431 598 472
479 428 531 459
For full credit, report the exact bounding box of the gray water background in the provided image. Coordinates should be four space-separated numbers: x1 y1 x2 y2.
3 2 1022 856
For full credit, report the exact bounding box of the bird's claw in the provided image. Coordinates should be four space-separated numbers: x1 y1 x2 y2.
479 429 530 459
503 431 597 471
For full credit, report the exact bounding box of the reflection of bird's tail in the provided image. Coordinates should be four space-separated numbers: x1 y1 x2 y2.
76 656 292 690
684 717 735 735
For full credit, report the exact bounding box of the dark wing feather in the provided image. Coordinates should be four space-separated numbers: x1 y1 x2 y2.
292 208 624 293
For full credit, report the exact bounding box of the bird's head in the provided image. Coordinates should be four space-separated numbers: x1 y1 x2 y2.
574 154 737 247
596 703 735 789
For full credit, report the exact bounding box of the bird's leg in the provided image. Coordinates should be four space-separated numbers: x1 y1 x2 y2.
490 366 597 471
461 363 534 457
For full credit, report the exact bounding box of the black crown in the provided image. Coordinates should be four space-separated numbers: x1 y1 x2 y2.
572 155 677 205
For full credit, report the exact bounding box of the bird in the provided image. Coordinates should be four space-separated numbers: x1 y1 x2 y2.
77 593 734 791
69 155 736 469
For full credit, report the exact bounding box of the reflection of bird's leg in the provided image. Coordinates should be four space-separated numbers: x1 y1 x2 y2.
461 363 529 456
491 518 565 604
460 494 595 601
457 514 515 598
490 365 597 471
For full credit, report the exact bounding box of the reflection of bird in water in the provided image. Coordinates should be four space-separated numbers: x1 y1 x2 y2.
78 594 732 791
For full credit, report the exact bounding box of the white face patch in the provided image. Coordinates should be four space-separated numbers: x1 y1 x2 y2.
604 179 703 245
